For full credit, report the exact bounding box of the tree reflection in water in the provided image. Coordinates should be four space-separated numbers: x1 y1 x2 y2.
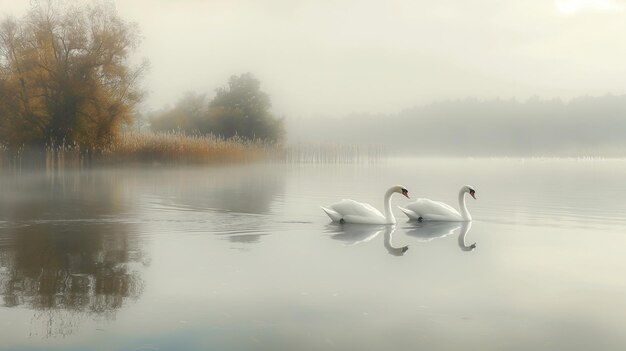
0 167 146 338
0 225 144 311
0 163 284 337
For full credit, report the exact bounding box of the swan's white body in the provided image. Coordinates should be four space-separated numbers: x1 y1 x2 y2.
399 185 476 222
321 185 409 225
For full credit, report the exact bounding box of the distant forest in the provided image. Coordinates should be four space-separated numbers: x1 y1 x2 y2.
287 95 626 157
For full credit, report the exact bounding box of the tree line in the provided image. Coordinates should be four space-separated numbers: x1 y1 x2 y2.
0 1 283 149
288 95 626 156
149 73 284 142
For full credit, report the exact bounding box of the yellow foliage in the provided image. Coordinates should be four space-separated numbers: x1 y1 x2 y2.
0 1 146 148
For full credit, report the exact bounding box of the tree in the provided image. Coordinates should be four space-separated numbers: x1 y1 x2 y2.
208 73 284 142
150 92 208 134
0 0 146 147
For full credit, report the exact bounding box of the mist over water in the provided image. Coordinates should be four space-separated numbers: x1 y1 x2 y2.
1 0 626 349
288 96 626 157
1 158 626 350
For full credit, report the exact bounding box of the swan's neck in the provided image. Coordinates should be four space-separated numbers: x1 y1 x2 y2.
458 189 472 221
384 188 396 224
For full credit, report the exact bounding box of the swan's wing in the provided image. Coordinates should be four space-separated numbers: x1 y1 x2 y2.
423 213 460 221
398 206 420 220
404 198 462 220
342 214 386 225
321 206 343 222
329 199 385 219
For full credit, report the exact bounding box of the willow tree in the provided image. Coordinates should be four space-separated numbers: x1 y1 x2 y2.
0 1 146 147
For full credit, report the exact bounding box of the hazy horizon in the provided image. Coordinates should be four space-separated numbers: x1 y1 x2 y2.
287 95 626 156
3 2 626 349
2 0 625 119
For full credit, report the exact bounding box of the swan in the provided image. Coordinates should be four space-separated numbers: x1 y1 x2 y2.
321 185 410 225
398 185 476 222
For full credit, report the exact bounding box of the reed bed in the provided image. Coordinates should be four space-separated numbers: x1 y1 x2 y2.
0 132 275 169
99 132 272 164
0 134 388 169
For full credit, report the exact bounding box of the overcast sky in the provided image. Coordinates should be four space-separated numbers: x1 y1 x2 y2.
1 0 625 118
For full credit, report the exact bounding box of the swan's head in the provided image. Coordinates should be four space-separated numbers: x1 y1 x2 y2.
394 185 410 199
463 185 477 199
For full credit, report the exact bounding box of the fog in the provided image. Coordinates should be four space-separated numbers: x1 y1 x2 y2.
2 0 625 155
113 0 626 119
2 0 624 118
2 2 626 347
288 95 626 156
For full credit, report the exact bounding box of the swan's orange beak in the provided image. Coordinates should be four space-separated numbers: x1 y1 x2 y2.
402 190 410 199
470 190 476 199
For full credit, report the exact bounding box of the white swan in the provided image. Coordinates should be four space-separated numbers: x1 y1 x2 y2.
321 185 409 225
398 185 476 222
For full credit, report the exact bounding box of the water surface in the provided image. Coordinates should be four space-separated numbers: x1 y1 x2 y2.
1 158 626 350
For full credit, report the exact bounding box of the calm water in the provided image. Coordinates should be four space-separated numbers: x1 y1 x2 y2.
1 158 626 350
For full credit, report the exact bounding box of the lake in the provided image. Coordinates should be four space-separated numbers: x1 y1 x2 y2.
1 158 626 351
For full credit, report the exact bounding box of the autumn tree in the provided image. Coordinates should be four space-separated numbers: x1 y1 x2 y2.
0 0 146 147
208 73 284 142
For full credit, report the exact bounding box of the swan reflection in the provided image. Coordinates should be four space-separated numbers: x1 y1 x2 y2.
405 221 476 251
326 224 409 256
457 221 476 251
383 226 410 256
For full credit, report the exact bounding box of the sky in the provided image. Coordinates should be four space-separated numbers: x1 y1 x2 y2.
1 0 625 118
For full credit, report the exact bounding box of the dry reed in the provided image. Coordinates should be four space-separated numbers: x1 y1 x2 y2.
0 133 387 168
0 132 276 168
99 132 273 164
